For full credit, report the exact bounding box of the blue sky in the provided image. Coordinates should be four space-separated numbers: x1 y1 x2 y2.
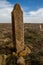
7 0 43 11
0 0 43 23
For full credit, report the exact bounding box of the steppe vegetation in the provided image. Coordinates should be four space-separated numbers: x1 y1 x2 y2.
0 23 43 65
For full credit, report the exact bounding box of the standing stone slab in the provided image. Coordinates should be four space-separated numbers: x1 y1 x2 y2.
12 4 24 53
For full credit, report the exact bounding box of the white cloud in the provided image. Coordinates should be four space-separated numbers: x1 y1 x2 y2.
0 0 13 23
24 8 43 23
29 8 43 16
0 0 43 23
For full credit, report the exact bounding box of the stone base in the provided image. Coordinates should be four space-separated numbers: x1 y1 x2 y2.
19 45 31 57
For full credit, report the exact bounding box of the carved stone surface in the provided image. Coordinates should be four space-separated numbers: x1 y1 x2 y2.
12 4 24 53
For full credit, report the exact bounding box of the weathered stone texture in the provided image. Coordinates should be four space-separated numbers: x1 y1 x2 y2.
12 4 24 53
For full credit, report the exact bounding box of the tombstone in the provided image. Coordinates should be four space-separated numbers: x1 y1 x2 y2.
11 4 24 53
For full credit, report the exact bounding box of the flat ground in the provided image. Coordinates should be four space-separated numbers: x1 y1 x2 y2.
0 23 43 65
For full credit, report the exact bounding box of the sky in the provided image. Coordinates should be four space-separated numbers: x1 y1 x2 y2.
0 0 43 23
